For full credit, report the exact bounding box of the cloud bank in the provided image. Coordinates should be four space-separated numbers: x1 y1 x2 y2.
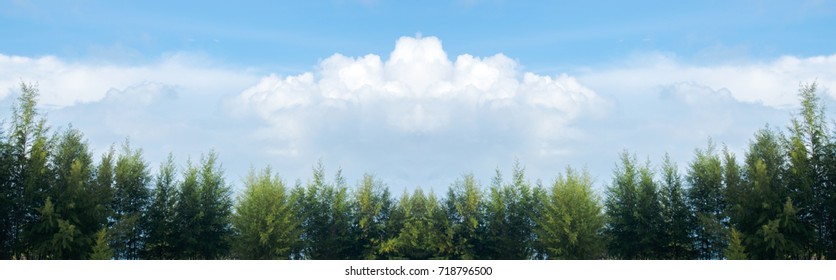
0 52 258 108
578 53 836 108
1 36 834 191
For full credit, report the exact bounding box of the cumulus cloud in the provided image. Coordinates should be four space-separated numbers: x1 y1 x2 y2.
234 36 604 162
224 36 617 188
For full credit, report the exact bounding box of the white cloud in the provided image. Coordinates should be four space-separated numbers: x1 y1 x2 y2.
578 53 836 108
227 36 611 188
234 36 604 139
3 36 834 192
0 52 258 108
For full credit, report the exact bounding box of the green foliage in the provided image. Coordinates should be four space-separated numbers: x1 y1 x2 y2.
484 162 538 259
606 152 672 259
535 167 605 259
232 166 300 259
737 127 804 259
295 163 356 259
31 127 101 259
725 228 748 260
446 173 485 259
90 228 113 260
687 140 728 259
380 189 452 259
173 159 201 259
156 152 235 260
353 174 392 259
0 119 10 259
636 160 665 258
4 82 53 259
194 151 233 259
111 141 151 259
785 82 829 256
92 147 115 228
143 154 178 259
659 154 696 259
605 151 641 259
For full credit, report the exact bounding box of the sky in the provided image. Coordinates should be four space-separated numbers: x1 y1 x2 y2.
1 0 836 194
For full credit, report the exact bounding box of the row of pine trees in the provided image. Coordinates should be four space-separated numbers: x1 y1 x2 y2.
1 82 835 260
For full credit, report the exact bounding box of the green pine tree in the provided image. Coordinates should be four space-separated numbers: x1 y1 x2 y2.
686 140 728 259
143 154 179 259
636 160 664 259
659 154 696 259
295 163 356 259
110 141 151 259
194 151 233 259
725 228 748 260
173 159 201 259
605 151 641 259
232 166 300 259
90 228 113 260
353 174 392 259
535 166 605 259
446 173 484 259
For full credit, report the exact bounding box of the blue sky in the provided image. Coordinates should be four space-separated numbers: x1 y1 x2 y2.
2 0 836 194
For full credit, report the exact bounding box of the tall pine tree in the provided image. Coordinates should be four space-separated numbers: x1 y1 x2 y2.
194 151 233 259
446 173 485 259
659 154 696 259
143 154 178 259
110 141 150 259
5 82 52 259
605 151 641 259
232 166 300 259
686 140 728 259
535 167 605 259
353 173 392 259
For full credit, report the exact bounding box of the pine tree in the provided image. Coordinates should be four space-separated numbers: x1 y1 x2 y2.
353 173 392 259
232 166 300 259
686 140 728 259
507 163 537 259
143 154 178 259
381 189 452 259
173 159 201 259
535 166 605 259
90 228 113 260
659 154 696 259
446 173 484 259
92 147 115 229
296 163 356 259
377 188 407 260
0 120 12 259
605 151 641 259
636 160 664 258
110 141 150 259
723 145 745 231
483 168 510 259
725 228 748 260
785 82 829 256
27 127 100 259
484 163 537 259
5 82 52 259
193 152 232 259
738 126 806 259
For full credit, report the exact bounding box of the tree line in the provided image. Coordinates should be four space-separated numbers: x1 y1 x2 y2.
1 82 834 260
